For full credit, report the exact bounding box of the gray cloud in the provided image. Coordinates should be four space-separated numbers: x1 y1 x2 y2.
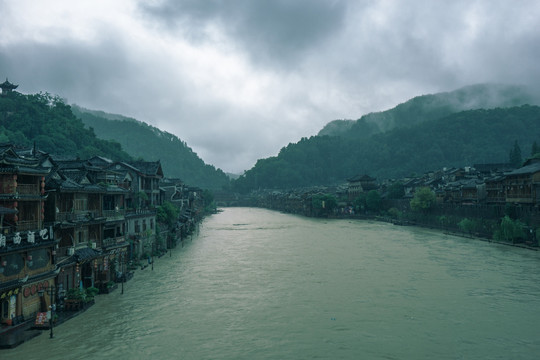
0 39 134 108
140 0 348 67
1 0 540 174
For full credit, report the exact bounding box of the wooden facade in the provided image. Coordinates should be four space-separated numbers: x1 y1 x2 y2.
0 145 56 326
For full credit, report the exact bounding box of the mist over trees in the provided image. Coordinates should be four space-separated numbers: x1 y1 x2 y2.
3 83 540 195
233 104 540 193
0 91 229 191
73 107 230 190
0 91 131 160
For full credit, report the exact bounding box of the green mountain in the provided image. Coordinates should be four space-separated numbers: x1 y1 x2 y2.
233 84 540 193
0 91 131 161
72 106 230 190
319 84 539 138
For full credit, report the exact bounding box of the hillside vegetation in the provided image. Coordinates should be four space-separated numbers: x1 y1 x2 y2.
0 91 131 161
0 90 229 190
73 106 230 190
233 84 540 193
319 84 539 138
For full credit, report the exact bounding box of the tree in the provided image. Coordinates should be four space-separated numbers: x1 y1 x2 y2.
495 215 525 243
157 201 179 228
132 191 149 209
353 193 367 213
531 141 540 157
312 194 337 216
202 189 216 212
458 218 475 236
365 190 382 212
388 207 401 219
509 140 522 167
410 187 436 212
387 181 405 199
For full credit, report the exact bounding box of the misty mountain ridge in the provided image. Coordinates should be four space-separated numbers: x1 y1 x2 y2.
318 83 540 138
232 83 540 192
72 106 230 190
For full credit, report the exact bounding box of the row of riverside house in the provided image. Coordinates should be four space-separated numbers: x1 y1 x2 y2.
249 157 540 242
0 143 202 341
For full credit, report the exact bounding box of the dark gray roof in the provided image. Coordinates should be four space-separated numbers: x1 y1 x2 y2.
128 161 163 177
347 174 376 182
506 162 540 176
75 248 101 263
0 144 50 175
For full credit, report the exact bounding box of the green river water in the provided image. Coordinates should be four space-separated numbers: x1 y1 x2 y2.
4 207 540 359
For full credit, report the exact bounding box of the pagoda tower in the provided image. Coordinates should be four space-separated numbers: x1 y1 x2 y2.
0 78 18 95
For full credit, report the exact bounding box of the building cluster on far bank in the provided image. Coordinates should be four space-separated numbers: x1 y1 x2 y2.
245 158 540 228
0 143 206 336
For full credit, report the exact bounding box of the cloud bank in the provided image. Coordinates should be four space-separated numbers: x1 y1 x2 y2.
1 0 539 173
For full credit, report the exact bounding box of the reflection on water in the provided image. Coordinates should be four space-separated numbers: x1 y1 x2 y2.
5 207 540 359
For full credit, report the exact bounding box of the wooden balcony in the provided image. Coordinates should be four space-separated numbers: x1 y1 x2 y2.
16 220 40 232
57 210 101 222
103 236 126 248
17 184 40 195
103 209 125 220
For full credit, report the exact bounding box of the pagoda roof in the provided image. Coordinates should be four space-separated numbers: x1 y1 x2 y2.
0 144 50 175
347 174 376 182
128 160 164 177
506 162 540 176
107 160 164 178
0 78 18 90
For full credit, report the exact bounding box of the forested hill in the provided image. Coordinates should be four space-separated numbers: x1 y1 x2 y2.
72 106 230 190
232 105 540 192
319 84 539 138
0 91 132 161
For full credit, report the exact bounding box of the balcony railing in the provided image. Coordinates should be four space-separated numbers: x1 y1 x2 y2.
56 210 101 222
103 209 125 219
16 220 40 232
17 184 40 195
103 236 126 248
126 208 156 215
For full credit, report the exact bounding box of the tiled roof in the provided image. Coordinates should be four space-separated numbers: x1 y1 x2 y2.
129 161 163 177
347 174 376 182
75 248 101 263
506 162 540 176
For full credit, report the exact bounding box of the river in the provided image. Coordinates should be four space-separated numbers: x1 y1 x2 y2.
4 207 540 359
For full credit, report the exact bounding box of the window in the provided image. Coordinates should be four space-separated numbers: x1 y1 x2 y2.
73 198 87 211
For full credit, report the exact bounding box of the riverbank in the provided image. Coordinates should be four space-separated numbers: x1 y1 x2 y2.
0 223 201 350
0 299 95 349
278 209 540 252
369 214 538 251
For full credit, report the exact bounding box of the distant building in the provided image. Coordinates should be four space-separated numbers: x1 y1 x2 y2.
347 174 377 200
0 78 18 96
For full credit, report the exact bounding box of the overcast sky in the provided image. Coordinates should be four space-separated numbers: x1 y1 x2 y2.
1 0 539 174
